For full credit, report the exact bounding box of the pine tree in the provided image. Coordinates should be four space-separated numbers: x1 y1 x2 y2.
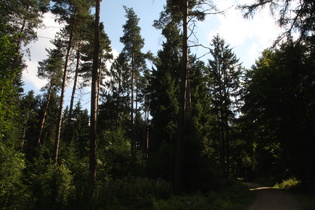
37 38 64 147
90 0 101 183
51 0 94 165
0 0 49 145
120 6 146 164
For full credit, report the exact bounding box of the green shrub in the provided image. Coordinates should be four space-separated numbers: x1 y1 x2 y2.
0 143 27 208
274 178 302 190
28 159 75 209
154 182 255 210
154 194 210 210
95 177 172 209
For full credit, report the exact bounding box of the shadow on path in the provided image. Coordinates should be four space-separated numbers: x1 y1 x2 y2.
243 182 301 210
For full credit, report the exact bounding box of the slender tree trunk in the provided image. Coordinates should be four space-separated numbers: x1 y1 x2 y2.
144 98 149 159
16 15 26 54
220 90 228 176
90 0 100 183
174 0 188 194
131 50 136 164
21 123 27 150
38 90 51 146
96 61 102 109
135 74 139 160
222 71 229 178
53 18 75 165
66 49 80 142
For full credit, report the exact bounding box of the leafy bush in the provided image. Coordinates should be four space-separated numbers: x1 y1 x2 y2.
274 178 302 190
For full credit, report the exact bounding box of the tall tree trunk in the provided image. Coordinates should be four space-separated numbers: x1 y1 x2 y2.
96 60 102 110
174 0 188 194
66 49 80 142
223 82 230 178
131 50 136 164
53 18 75 165
220 107 226 175
90 0 100 183
38 90 52 146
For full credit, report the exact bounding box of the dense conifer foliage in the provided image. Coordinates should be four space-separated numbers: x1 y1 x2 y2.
0 0 314 208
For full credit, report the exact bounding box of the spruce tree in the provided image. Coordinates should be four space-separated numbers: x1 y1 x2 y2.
155 0 215 193
147 22 181 181
207 35 242 178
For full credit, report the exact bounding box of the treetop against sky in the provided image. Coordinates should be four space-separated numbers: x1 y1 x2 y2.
23 0 286 105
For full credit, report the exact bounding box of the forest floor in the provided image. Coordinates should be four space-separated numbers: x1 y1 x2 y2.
243 182 301 210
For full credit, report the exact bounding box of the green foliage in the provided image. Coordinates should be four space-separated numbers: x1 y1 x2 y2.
37 38 64 91
146 22 181 181
28 158 75 209
98 129 131 180
121 6 144 59
1 0 49 46
274 178 302 190
0 25 21 142
154 193 210 210
154 182 255 210
207 35 243 178
94 177 172 209
240 41 315 182
2 0 315 208
0 142 27 208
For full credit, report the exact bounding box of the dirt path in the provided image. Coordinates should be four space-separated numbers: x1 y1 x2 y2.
243 182 301 210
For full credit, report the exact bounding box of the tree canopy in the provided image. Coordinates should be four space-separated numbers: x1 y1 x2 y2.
0 0 314 208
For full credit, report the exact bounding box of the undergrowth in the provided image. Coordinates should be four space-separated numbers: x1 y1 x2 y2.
153 182 255 210
274 178 301 190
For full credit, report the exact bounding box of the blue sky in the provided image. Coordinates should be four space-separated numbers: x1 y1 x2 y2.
22 0 285 109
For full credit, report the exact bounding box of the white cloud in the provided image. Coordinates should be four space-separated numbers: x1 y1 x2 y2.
204 0 285 67
248 43 260 62
209 1 281 46
23 12 62 91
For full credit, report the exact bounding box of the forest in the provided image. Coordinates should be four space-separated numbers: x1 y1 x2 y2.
0 0 314 209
